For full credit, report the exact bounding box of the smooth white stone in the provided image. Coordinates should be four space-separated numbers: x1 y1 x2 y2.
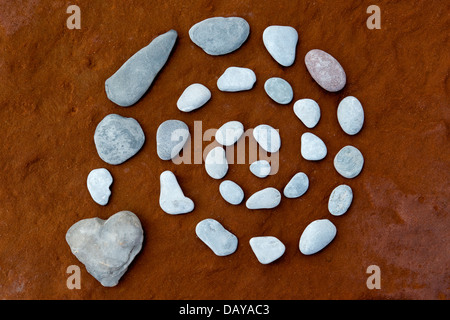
263 25 298 67
334 145 364 179
293 99 321 128
156 120 190 161
215 121 244 146
299 219 337 255
246 187 281 209
283 172 309 198
205 147 228 179
253 124 281 153
217 67 256 92
196 219 238 256
87 168 113 206
219 180 244 205
249 160 271 178
337 96 364 135
249 236 286 264
301 132 327 161
177 83 211 112
159 170 194 215
264 77 293 104
328 184 353 216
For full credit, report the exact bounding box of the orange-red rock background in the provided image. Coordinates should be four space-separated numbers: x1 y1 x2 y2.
0 0 448 299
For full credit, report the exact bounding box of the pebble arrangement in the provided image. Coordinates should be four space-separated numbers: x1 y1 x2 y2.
67 17 365 287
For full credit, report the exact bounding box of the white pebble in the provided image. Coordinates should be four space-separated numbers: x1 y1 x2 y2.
299 219 337 255
205 147 228 179
215 121 244 146
263 25 298 67
249 236 285 264
159 170 194 215
246 187 281 209
337 96 364 135
264 77 293 104
283 172 309 198
196 219 238 256
253 124 281 153
334 145 364 179
293 99 321 128
250 160 271 178
328 185 353 216
219 180 244 205
87 168 113 206
217 67 256 92
177 83 211 112
301 132 327 161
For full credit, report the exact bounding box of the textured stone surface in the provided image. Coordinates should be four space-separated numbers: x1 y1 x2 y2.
299 219 336 255
159 170 194 215
189 17 250 55
263 26 298 67
105 30 177 107
337 96 364 135
156 120 190 160
334 145 364 178
66 211 144 287
328 184 353 216
196 219 238 256
94 114 145 165
305 49 346 92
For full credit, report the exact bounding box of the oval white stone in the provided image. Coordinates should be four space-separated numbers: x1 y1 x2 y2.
250 160 271 178
293 99 321 128
337 96 364 135
159 170 194 215
196 219 238 256
219 180 244 205
334 145 364 179
215 121 244 146
177 83 211 112
156 119 190 160
301 132 327 161
246 187 281 209
253 124 281 153
205 147 228 179
328 184 353 216
87 168 113 206
249 236 286 264
283 172 309 198
299 219 337 255
263 25 298 67
217 67 256 92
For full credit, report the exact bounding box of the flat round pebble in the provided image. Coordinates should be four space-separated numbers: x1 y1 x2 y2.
293 99 321 128
263 25 298 67
177 83 211 112
156 120 190 160
219 180 244 205
253 124 281 153
246 187 281 209
215 121 244 146
87 168 113 206
301 132 327 161
334 145 364 178
337 96 364 135
249 236 286 264
283 172 309 198
94 114 145 165
305 49 346 92
328 184 353 216
159 170 194 215
105 30 177 107
189 17 250 56
264 77 293 104
299 219 337 255
217 67 256 92
205 146 228 179
196 219 238 256
250 160 271 178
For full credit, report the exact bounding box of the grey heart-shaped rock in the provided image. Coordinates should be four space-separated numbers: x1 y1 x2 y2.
66 211 144 287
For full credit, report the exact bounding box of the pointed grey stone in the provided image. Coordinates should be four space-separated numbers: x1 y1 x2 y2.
217 67 256 92
337 96 364 135
87 168 113 206
159 171 194 215
299 219 336 255
249 236 285 264
263 25 298 67
105 30 177 107
246 187 281 209
328 184 353 216
196 219 238 256
293 99 321 128
189 17 250 55
301 132 327 161
334 145 364 179
66 211 144 287
219 180 244 205
156 120 190 160
264 77 293 104
94 114 145 165
283 172 309 198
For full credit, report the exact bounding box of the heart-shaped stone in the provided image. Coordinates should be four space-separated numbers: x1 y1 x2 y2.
66 211 144 287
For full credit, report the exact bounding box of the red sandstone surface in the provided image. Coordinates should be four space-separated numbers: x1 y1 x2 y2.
0 0 448 299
